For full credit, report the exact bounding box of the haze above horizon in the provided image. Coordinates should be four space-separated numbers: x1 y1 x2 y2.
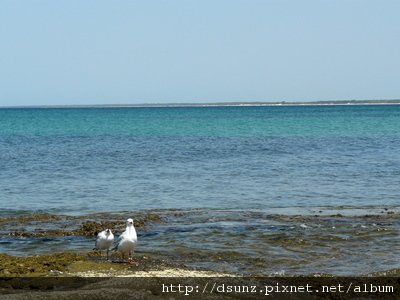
1 0 399 106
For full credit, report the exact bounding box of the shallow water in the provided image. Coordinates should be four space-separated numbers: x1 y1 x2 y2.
0 208 399 276
0 105 399 275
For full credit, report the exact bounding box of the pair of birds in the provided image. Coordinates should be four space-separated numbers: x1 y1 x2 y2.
94 218 137 262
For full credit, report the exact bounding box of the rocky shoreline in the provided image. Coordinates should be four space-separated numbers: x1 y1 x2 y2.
0 209 399 278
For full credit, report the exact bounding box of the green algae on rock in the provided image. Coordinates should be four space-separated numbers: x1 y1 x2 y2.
72 212 163 236
0 253 85 276
0 250 186 277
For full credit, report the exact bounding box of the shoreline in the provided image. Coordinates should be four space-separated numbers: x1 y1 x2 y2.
0 209 399 277
0 251 234 278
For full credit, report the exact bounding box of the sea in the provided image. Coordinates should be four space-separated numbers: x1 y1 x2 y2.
0 104 399 275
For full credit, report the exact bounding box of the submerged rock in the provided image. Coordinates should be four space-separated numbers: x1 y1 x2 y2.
2 212 163 237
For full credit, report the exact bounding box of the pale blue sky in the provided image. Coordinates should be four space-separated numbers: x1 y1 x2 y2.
0 0 399 106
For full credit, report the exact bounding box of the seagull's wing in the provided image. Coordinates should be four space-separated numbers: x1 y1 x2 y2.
111 231 125 251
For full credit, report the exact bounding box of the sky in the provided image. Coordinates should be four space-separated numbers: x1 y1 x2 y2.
0 0 399 106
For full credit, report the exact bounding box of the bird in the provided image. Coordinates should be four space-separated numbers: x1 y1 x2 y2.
93 229 114 260
115 218 138 263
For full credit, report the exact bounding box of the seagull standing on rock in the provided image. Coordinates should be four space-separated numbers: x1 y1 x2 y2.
94 229 114 260
115 218 138 263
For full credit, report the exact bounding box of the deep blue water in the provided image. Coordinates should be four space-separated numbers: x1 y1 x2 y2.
0 105 399 214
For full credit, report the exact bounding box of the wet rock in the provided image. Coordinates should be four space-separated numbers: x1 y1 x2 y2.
0 252 85 276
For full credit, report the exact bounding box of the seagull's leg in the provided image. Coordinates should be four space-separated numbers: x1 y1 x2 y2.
128 251 138 265
106 249 109 261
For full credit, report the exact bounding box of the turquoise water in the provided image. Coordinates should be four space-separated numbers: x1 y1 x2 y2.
0 105 399 213
1 104 399 275
1 105 399 137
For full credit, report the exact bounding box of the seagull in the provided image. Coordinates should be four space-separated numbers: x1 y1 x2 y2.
93 229 114 260
115 218 138 263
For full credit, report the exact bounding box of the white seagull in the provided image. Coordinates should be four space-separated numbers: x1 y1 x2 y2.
115 218 138 262
94 229 114 260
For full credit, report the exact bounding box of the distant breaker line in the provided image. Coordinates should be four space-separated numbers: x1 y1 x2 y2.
1 99 400 109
